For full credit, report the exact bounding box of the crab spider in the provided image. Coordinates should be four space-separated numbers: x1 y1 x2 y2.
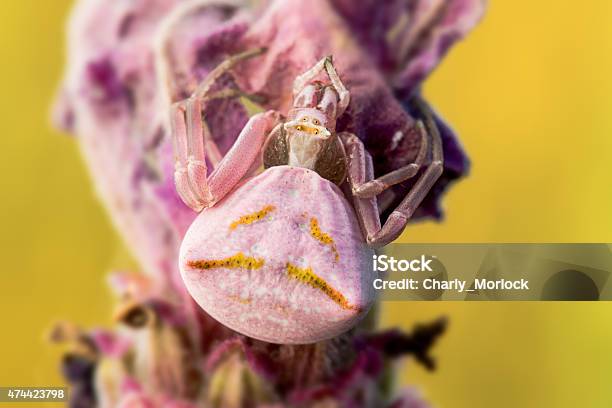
170 50 443 344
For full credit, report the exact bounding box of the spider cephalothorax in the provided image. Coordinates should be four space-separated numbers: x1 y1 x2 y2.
263 57 350 185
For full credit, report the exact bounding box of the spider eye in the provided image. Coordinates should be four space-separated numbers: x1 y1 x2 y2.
301 117 307 122
313 119 320 126
314 129 319 135
296 125 303 131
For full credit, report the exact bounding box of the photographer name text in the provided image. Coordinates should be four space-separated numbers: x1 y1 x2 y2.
372 255 530 293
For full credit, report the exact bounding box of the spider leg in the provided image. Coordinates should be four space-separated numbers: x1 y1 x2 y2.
169 49 276 212
348 145 382 241
323 56 350 116
202 88 268 167
293 56 351 116
192 48 268 168
193 47 266 99
342 97 443 248
206 110 279 206
172 98 278 211
347 122 429 198
171 100 207 211
154 0 250 107
292 57 327 97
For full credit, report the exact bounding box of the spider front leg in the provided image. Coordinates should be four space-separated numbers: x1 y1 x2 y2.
293 55 350 116
170 48 274 212
342 98 443 248
171 98 209 212
171 99 279 212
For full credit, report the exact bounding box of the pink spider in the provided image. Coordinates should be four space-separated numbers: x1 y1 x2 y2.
171 49 442 344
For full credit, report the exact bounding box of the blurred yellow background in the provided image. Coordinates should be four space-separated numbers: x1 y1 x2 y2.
1 1 611 407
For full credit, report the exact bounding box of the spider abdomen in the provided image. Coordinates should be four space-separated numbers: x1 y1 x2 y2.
179 166 375 344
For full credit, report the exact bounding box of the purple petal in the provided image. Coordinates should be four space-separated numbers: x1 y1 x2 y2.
328 0 413 72
394 0 486 96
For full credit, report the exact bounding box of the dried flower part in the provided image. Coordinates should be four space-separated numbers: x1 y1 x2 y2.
94 357 130 408
62 354 97 408
205 339 278 407
114 299 203 400
49 322 133 408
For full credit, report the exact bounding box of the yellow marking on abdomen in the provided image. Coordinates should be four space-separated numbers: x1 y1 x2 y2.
229 205 276 230
286 262 357 311
187 252 264 270
227 295 252 304
309 218 340 261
